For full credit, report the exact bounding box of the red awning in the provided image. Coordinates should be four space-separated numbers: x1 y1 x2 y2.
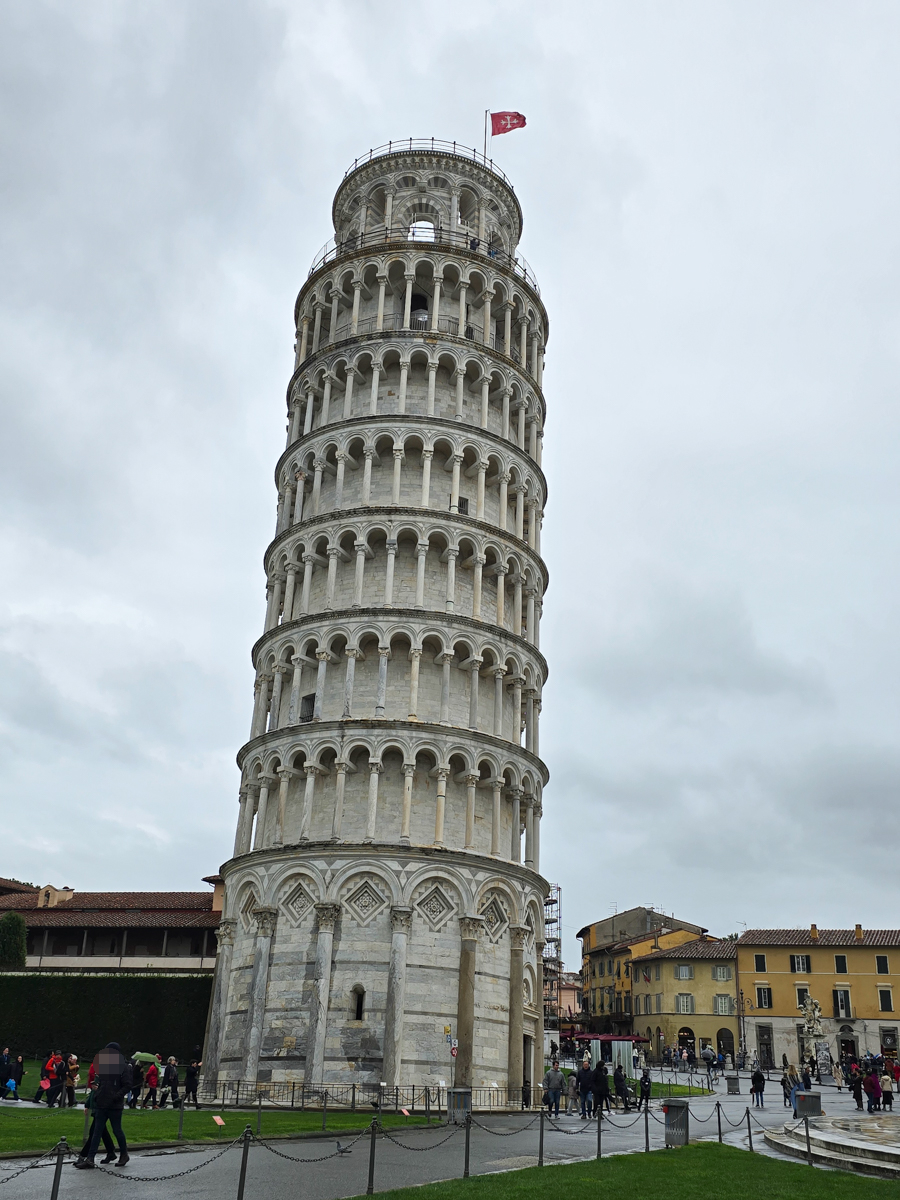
572 1034 649 1043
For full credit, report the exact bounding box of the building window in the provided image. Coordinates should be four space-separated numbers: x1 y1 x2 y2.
674 964 694 980
756 987 773 1009
833 989 852 1019
714 994 734 1016
598 960 604 977
877 955 890 976
299 693 315 722
655 964 661 981
352 986 366 1020
712 964 732 982
456 497 469 515
754 954 767 973
879 990 894 1013
790 954 811 973
624 995 632 1014
675 993 695 1015
835 955 848 974
796 987 809 1008
655 993 662 1013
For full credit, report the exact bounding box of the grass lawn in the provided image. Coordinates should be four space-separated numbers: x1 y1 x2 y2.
0 1105 421 1156
359 1142 900 1199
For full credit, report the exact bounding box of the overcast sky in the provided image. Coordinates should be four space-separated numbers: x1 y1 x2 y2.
3 1 900 968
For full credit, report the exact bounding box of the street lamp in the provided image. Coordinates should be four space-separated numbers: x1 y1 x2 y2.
737 989 756 1068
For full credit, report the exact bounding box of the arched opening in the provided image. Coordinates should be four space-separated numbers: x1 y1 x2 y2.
352 984 366 1021
408 219 435 242
716 1028 735 1062
678 1027 695 1053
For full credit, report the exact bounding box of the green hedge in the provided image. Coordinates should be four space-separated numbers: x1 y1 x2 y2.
0 974 213 1060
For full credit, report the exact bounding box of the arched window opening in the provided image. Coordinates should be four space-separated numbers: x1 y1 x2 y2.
352 984 366 1021
410 293 429 329
408 220 435 242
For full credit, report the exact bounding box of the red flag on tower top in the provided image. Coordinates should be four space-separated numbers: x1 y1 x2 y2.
491 111 526 136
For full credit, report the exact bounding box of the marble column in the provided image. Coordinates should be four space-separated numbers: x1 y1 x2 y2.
508 926 528 1092
533 940 545 1089
455 916 484 1089
305 904 341 1083
203 918 236 1085
298 764 318 841
243 907 277 1081
253 776 274 849
382 907 413 1087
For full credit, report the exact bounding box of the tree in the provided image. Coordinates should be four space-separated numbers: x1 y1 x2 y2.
0 912 28 969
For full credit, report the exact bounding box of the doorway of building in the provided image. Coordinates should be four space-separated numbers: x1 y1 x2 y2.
717 1028 735 1062
757 1024 775 1069
678 1027 695 1053
839 1026 858 1060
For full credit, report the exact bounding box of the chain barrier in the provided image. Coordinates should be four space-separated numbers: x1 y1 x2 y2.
469 1114 541 1136
0 1146 60 1187
720 1109 749 1128
250 1128 369 1162
545 1118 595 1136
380 1125 461 1151
686 1108 716 1124
92 1135 243 1183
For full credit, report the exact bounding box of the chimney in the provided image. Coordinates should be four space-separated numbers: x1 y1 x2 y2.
810 924 819 940
855 924 864 942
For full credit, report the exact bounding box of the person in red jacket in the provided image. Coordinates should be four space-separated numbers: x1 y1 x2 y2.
141 1062 159 1109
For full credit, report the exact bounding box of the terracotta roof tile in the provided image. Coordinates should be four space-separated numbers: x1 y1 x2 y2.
738 929 900 948
22 910 220 929
0 891 213 913
633 938 737 962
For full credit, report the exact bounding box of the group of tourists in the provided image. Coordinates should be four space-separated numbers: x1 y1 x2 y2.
542 1056 651 1117
841 1059 897 1114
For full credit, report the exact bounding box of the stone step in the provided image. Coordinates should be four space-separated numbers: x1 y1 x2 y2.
764 1126 900 1179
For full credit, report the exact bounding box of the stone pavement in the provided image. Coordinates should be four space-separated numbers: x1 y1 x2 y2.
5 1076 880 1198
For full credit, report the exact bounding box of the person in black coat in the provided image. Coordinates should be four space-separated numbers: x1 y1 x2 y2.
183 1059 202 1108
613 1065 631 1111
0 1055 25 1100
576 1060 594 1119
75 1043 133 1169
636 1070 652 1111
591 1063 612 1115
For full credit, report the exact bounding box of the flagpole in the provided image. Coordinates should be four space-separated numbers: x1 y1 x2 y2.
484 110 489 160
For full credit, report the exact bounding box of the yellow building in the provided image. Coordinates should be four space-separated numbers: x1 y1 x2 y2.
737 927 900 1067
631 937 739 1062
579 908 706 1035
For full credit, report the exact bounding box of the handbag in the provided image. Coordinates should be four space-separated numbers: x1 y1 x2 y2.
39 1079 51 1091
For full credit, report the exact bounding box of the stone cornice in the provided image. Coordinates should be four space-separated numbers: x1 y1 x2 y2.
263 504 549 592
276 414 548 501
250 604 550 680
288 325 547 420
235 716 550 786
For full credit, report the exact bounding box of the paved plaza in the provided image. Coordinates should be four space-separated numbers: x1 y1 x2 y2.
5 1074 883 1197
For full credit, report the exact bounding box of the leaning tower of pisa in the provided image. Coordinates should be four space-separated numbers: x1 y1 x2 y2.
205 140 550 1095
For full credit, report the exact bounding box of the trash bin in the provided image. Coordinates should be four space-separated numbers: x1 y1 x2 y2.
664 1097 690 1147
795 1092 822 1118
726 1076 741 1095
447 1088 472 1124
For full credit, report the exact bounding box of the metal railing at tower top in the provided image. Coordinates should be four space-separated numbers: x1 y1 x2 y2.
308 226 540 295
343 138 516 189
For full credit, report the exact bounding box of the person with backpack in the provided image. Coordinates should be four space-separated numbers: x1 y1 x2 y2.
160 1058 179 1108
141 1060 159 1109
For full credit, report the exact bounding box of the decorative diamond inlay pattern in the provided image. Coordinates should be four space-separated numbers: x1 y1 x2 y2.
414 884 456 932
281 882 315 926
345 879 389 926
479 895 509 943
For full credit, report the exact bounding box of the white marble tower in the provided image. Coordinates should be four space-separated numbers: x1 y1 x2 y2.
206 140 550 1092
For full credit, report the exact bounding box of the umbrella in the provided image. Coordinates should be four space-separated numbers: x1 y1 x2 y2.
131 1052 161 1064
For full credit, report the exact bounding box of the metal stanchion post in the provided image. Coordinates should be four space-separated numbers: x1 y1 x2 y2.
805 1115 813 1166
463 1112 471 1178
644 1104 649 1152
291 1081 296 1109
538 1109 544 1167
395 1085 399 1113
746 1107 753 1151
352 1083 356 1112
178 1096 186 1140
716 1101 722 1144
236 1126 251 1200
257 1095 262 1135
366 1118 377 1195
49 1137 67 1200
596 1111 602 1159
426 1087 431 1125
323 1088 328 1132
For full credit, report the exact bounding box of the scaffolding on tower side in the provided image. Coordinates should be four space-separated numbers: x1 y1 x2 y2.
543 884 563 1031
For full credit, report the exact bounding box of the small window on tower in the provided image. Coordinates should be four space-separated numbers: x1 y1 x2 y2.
299 694 315 723
352 986 366 1020
408 220 435 242
457 497 469 515
410 293 429 328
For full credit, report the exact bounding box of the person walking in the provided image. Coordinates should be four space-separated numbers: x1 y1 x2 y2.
565 1068 578 1115
863 1070 877 1113
75 1042 132 1169
0 1056 25 1101
636 1069 652 1112
613 1064 631 1112
128 1060 144 1108
788 1066 803 1116
576 1057 594 1119
801 1066 812 1091
833 1060 844 1091
160 1058 179 1109
591 1062 611 1117
141 1060 159 1109
80 1079 117 1165
850 1068 864 1111
183 1059 202 1108
65 1056 80 1107
780 1071 793 1108
541 1059 565 1118
751 1067 766 1108
46 1053 67 1108
881 1071 894 1111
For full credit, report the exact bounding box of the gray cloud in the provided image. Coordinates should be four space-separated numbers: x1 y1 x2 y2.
3 0 900 968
